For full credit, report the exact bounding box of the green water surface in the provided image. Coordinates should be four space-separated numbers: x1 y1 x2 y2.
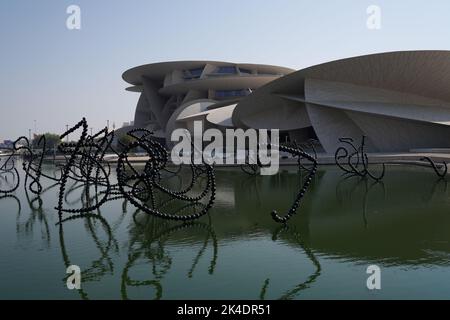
0 163 449 299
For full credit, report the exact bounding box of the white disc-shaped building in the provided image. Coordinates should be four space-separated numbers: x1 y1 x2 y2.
234 50 450 153
122 51 450 153
121 61 294 145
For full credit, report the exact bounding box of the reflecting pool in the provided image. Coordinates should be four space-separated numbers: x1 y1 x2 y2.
1 162 450 299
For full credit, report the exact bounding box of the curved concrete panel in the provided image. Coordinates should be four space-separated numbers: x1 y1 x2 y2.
304 78 450 125
123 60 294 146
142 78 166 129
234 50 450 152
346 111 450 152
306 103 376 153
133 93 152 127
206 104 236 127
233 94 311 130
165 99 217 147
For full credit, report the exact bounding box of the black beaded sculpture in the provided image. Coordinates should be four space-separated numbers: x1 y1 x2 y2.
116 129 216 221
334 136 385 181
239 142 318 224
7 118 322 225
56 118 113 215
14 136 47 195
293 139 318 161
420 156 448 179
269 144 318 224
0 145 20 194
7 118 216 222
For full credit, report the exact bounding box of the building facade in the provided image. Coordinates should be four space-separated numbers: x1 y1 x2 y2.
123 51 450 153
121 61 293 146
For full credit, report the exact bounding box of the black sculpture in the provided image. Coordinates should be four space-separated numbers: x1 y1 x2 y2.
420 156 448 179
335 136 385 181
0 145 20 194
6 118 216 222
6 118 323 225
270 144 318 224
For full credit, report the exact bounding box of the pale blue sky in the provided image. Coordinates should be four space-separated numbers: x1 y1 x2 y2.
1 0 450 139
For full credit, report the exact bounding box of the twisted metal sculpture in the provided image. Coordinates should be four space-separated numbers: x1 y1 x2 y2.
116 130 216 221
56 118 113 215
0 145 20 194
13 136 46 195
239 141 318 224
335 136 385 181
293 139 318 162
2 118 216 223
270 144 318 224
420 156 448 179
7 118 324 225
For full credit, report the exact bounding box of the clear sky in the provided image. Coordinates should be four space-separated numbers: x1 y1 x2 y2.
2 0 450 139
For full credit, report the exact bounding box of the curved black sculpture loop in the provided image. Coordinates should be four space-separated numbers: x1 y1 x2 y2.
335 136 385 181
116 136 216 221
13 136 46 195
292 139 318 171
293 139 318 160
0 118 216 222
270 144 318 224
420 156 448 179
0 144 20 194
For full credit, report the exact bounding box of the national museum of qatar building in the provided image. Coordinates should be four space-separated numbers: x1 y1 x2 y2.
120 51 450 153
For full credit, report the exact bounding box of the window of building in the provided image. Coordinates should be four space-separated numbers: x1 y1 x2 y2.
216 66 237 74
183 67 204 80
215 89 252 99
239 68 252 75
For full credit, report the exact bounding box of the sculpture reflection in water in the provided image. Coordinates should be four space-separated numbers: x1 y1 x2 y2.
335 174 386 229
56 202 321 300
241 143 318 224
423 175 448 203
257 225 321 300
58 213 118 300
420 156 448 179
121 214 218 300
57 208 218 299
4 162 450 298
